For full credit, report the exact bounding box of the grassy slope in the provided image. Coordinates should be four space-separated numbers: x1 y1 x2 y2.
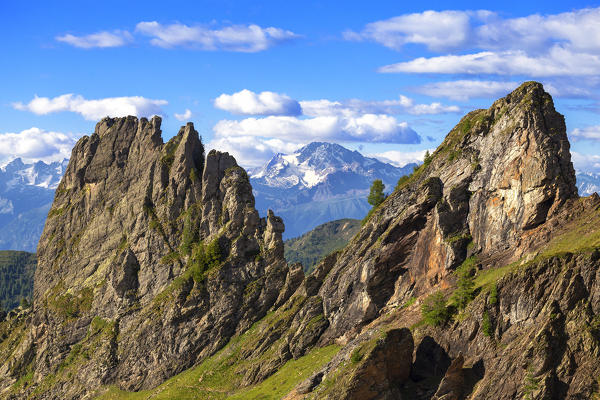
475 198 600 291
284 218 360 273
0 250 36 310
95 313 340 399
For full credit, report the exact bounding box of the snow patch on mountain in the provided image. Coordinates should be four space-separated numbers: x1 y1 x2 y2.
577 171 600 196
250 142 416 238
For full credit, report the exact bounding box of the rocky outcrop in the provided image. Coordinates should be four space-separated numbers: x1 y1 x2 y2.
0 116 294 398
311 82 577 343
1 82 597 400
290 83 597 399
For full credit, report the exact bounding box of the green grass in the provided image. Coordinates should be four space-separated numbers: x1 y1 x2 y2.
473 203 600 292
95 327 339 400
228 345 340 400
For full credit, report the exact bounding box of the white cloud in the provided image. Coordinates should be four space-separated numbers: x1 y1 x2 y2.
350 8 600 83
571 151 600 173
379 47 600 77
174 109 192 121
475 8 600 52
417 80 519 101
214 89 301 116
135 22 298 52
344 10 474 52
570 126 600 141
13 94 168 121
213 114 420 145
349 8 600 53
300 97 459 116
369 149 436 168
208 136 301 168
56 30 133 48
0 128 77 165
210 91 461 167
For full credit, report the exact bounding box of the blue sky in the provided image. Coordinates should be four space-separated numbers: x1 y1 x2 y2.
2 0 600 171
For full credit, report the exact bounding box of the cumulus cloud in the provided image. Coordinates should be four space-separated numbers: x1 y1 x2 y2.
213 114 420 145
207 136 301 168
344 10 477 52
135 22 299 52
369 149 436 167
417 80 519 101
571 152 600 173
56 30 133 48
174 109 192 121
214 90 301 116
13 94 168 121
475 8 600 53
349 8 600 53
0 128 77 165
570 126 600 141
379 48 600 77
210 90 463 166
300 97 459 116
351 7 600 84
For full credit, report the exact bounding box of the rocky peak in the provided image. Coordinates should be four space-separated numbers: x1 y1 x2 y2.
13 116 292 397
312 82 577 341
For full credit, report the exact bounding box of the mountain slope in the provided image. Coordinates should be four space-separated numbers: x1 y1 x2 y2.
0 159 67 252
93 82 600 400
284 218 361 273
3 83 600 400
250 142 415 239
0 117 300 399
0 251 36 310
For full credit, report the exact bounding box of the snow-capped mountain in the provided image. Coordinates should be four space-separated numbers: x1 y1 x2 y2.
577 171 600 196
250 142 416 239
0 158 68 252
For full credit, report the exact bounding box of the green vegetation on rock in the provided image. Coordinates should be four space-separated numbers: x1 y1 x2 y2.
450 256 477 310
421 291 450 327
95 308 340 400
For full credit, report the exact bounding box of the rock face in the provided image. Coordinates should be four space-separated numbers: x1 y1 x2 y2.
2 82 599 400
0 116 294 398
314 82 577 342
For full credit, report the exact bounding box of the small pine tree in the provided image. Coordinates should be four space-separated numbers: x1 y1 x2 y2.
423 150 433 166
367 179 386 208
451 257 476 310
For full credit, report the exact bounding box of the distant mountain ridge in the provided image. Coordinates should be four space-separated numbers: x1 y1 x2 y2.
0 158 67 252
250 142 416 238
576 171 600 196
284 218 361 273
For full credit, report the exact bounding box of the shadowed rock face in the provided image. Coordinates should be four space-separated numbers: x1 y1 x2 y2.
311 82 577 342
4 116 297 397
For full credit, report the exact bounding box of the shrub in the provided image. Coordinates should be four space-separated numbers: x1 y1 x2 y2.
421 291 450 327
189 237 223 283
350 348 363 364
395 175 410 190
